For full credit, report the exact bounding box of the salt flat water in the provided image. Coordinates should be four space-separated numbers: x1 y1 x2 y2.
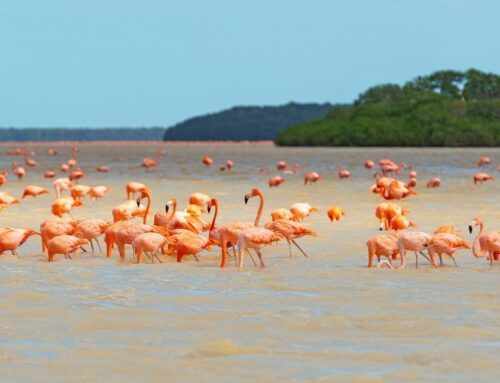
0 143 499 382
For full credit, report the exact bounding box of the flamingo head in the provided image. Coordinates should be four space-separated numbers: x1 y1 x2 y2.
165 198 176 213
468 217 483 233
244 188 262 204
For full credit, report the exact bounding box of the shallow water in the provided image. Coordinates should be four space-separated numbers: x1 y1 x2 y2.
0 144 499 382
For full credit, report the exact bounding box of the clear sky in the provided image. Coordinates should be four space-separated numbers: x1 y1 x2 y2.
0 0 498 127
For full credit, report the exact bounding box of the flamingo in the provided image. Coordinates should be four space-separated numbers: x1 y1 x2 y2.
434 224 460 235
96 165 109 173
12 162 25 180
53 178 73 198
366 234 400 268
397 231 435 269
126 182 147 200
304 171 322 185
289 203 319 222
469 217 500 266
40 218 79 253
133 232 167 263
47 235 88 262
327 206 345 222
389 215 416 231
0 171 7 186
210 188 265 268
22 185 49 199
0 228 41 256
427 233 470 267
478 156 492 167
474 172 494 184
264 219 316 258
338 165 351 179
112 199 147 222
427 177 442 188
226 160 233 170
51 196 83 217
408 177 418 187
202 156 213 166
375 203 409 231
104 221 133 257
364 160 374 169
0 192 20 205
236 227 282 270
74 219 111 253
67 146 78 168
141 150 164 169
70 184 91 203
89 185 111 200
268 176 285 188
69 169 85 182
47 149 58 156
24 152 38 167
44 170 56 178
277 161 288 171
270 208 294 222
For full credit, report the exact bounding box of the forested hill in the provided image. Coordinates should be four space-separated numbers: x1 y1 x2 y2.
276 69 500 146
0 128 164 141
163 102 333 141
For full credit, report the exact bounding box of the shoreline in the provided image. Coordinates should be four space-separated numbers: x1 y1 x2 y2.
0 140 275 146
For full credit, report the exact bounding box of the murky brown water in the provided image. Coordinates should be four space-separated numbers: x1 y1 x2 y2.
0 143 499 382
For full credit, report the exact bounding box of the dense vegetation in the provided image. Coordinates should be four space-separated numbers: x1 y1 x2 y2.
0 128 164 141
163 102 333 141
276 69 500 146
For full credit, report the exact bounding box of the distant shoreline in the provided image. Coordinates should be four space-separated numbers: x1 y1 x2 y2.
0 140 275 146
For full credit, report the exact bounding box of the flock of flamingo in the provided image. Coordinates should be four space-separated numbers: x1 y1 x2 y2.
0 146 499 270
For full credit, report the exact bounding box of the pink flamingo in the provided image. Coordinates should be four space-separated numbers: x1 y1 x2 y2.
0 228 41 256
268 176 285 188
426 177 442 188
397 231 435 269
474 172 494 184
47 235 88 262
469 217 500 266
427 233 470 267
304 171 322 185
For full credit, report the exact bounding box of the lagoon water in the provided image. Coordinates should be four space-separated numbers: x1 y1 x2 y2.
0 143 499 382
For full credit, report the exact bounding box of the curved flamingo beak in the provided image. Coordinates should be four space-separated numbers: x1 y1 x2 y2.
468 225 473 234
244 195 250 204
207 203 212 213
165 204 170 213
136 198 141 207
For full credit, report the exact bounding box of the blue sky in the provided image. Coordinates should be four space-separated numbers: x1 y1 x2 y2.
0 0 498 127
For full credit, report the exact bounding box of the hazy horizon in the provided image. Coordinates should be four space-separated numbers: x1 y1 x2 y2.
1 0 499 128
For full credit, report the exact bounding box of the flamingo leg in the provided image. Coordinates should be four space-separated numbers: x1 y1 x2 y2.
292 240 308 257
80 246 87 253
415 252 419 269
90 240 95 253
193 255 200 262
246 249 257 267
377 260 394 269
257 250 265 268
419 251 435 267
439 254 443 267
450 256 458 268
288 240 292 258
232 246 238 266
96 239 102 253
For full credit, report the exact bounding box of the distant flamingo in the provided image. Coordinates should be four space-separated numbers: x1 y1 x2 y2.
53 178 73 198
44 170 56 178
136 188 152 224
141 150 164 169
40 217 79 253
327 206 345 222
270 208 294 222
277 161 288 171
469 217 500 266
51 196 83 217
478 156 492 167
427 233 470 267
427 177 442 188
189 193 211 212
338 165 351 179
202 156 213 166
0 171 7 186
226 160 233 170
126 182 147 199
389 215 416 231
69 169 85 182
378 179 416 200
364 160 374 169
47 235 88 262
24 152 38 167
268 176 285 188
47 149 58 155
473 172 494 184
366 234 400 268
89 185 111 200
22 185 49 199
304 171 322 185
397 231 434 269
96 165 109 173
0 228 41 256
408 177 417 187
70 184 91 203
112 199 147 222
0 192 20 205
408 167 417 178
60 163 69 172
12 162 25 180
289 203 319 222
67 146 78 168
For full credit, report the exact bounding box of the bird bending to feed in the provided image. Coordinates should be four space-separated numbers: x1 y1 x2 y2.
47 235 88 262
141 150 164 169
426 177 442 188
473 172 494 184
268 176 285 188
397 231 434 269
53 178 73 198
290 203 319 222
327 206 345 222
202 156 213 166
0 228 41 256
22 185 49 199
265 218 315 258
366 234 400 268
477 156 491 167
126 182 147 200
427 233 470 267
304 171 321 185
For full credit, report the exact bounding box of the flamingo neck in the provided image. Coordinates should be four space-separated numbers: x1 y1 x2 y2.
143 194 151 224
254 190 264 227
209 199 219 231
166 200 177 228
472 222 486 258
